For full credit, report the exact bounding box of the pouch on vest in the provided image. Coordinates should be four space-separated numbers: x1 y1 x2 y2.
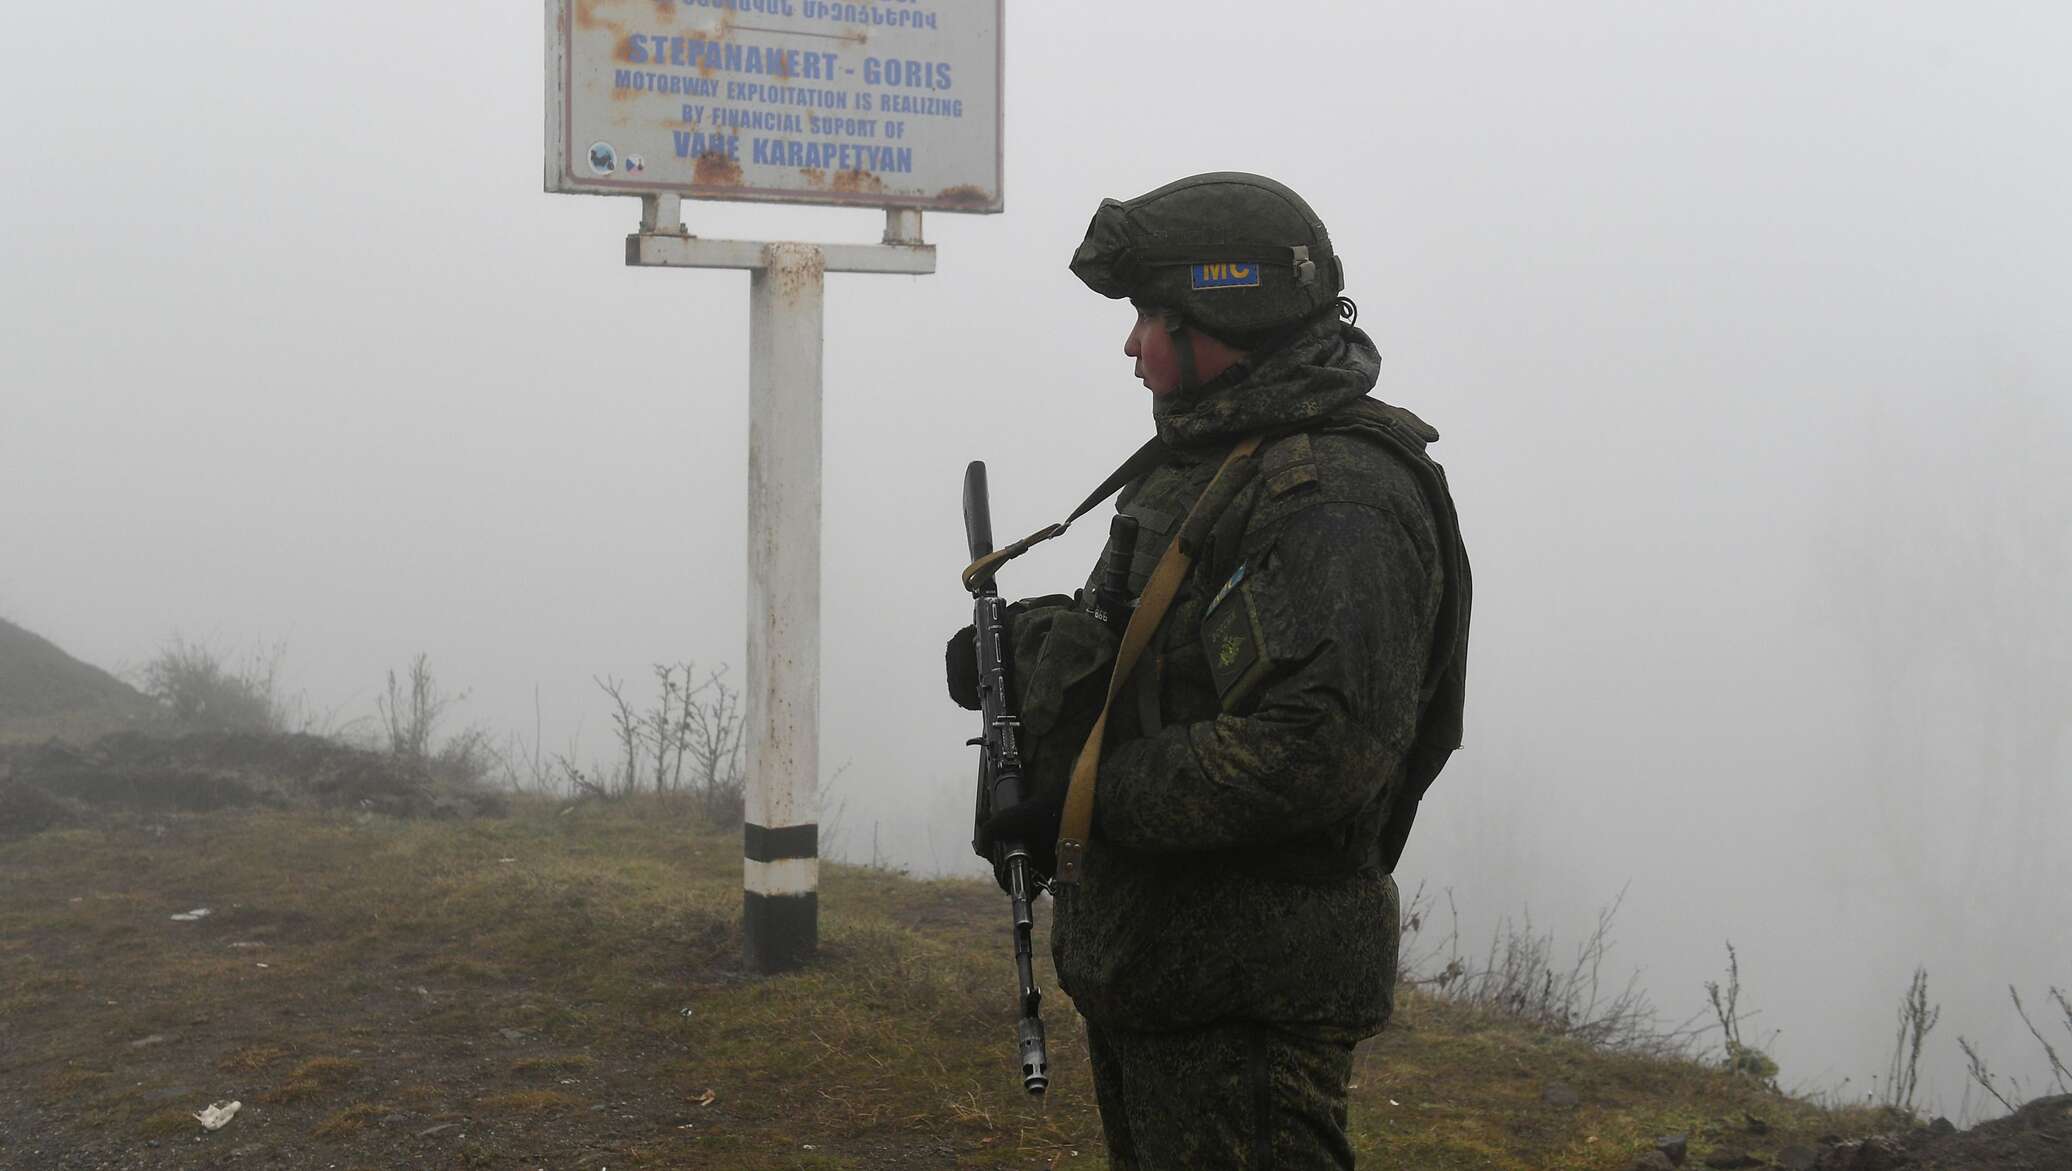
1010 605 1121 810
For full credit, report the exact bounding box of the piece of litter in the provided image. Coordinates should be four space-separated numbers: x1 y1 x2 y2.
802 1144 816 1151
1388 1099 1400 1106
696 1089 716 1107
193 1100 241 1130
228 941 266 950
679 1007 694 1018
169 908 211 922
255 963 270 969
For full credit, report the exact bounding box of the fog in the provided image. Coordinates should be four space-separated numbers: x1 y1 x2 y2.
4 0 2067 1120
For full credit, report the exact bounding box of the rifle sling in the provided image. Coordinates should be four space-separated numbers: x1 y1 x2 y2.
961 436 1169 592
1052 434 1264 886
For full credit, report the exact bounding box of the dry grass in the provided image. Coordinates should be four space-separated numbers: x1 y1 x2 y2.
0 793 1909 1169
218 1044 292 1073
311 1102 390 1137
476 1089 582 1113
136 1109 200 1138
263 1056 361 1103
510 1053 595 1075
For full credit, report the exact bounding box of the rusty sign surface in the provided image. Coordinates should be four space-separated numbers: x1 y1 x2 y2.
546 0 1002 213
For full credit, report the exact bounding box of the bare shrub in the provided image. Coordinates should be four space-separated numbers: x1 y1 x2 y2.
1705 941 1779 1081
1883 966 1940 1113
1399 883 1704 1058
1961 983 2072 1118
1959 1035 2021 1115
139 636 284 733
680 666 744 827
568 663 745 825
498 687 558 796
817 760 854 864
378 653 461 762
2010 985 2072 1095
375 654 497 791
595 674 643 796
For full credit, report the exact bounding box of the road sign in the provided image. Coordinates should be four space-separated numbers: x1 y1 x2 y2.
545 0 990 976
547 0 1003 213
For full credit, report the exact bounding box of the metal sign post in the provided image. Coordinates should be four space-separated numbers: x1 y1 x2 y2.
626 196 933 971
547 0 1001 974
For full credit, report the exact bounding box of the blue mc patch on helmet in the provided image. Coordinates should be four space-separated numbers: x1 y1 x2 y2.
1190 262 1262 290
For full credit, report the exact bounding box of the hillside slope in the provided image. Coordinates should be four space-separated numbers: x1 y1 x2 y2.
0 618 160 744
2 793 1982 1170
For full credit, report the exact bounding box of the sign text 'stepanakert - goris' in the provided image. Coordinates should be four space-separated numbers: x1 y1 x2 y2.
547 0 1002 212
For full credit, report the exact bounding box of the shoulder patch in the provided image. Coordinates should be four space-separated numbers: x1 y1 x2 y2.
1201 581 1271 710
1190 262 1262 290
1260 432 1319 498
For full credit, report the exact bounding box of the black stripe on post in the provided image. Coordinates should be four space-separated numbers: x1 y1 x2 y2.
743 891 817 972
743 822 818 863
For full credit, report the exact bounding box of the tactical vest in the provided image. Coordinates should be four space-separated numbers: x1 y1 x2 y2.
1110 397 1466 870
983 396 1470 877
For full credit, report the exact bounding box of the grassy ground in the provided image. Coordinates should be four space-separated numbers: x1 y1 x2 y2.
0 795 1886 1169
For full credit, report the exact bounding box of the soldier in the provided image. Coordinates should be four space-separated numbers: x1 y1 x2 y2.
955 172 1469 1169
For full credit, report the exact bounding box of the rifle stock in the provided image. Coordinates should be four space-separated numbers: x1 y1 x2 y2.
963 461 994 564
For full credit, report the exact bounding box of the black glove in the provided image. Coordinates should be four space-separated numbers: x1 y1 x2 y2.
945 625 982 710
944 594 1075 711
980 794 1062 856
979 794 1063 892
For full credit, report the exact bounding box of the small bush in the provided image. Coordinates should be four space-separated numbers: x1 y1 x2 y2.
561 663 746 827
139 637 283 733
1883 966 1939 1113
1401 882 1705 1059
375 654 504 796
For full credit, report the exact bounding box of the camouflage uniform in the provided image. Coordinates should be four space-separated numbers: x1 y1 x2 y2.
974 174 1469 1169
1053 310 1462 1168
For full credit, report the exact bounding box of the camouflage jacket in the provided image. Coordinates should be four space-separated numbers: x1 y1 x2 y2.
1049 316 1468 1038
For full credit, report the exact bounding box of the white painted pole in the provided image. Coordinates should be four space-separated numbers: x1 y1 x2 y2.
741 242 826 973
625 216 927 975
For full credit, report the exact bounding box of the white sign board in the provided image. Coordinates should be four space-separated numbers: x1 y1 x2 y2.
547 0 1002 213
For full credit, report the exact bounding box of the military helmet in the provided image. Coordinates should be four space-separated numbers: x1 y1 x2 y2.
1069 172 1345 347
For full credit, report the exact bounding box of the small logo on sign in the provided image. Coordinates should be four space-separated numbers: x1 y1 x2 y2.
587 141 618 176
1191 262 1261 290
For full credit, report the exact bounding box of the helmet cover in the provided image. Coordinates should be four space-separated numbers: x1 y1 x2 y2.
1069 172 1345 344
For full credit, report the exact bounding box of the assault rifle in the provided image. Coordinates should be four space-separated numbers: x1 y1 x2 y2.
961 460 1051 1096
961 461 1138 1096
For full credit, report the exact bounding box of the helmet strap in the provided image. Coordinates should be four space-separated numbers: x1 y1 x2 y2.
1162 311 1200 392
